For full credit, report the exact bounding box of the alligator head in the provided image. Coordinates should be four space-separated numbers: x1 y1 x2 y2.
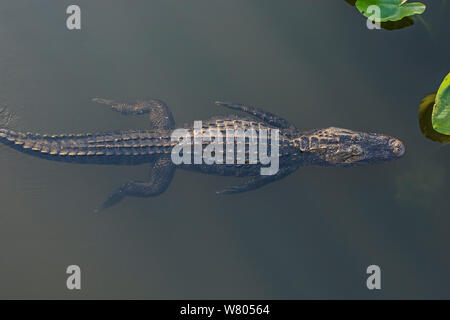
295 127 405 165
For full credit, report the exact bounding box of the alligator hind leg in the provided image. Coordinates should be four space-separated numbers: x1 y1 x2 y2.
214 101 296 130
216 164 299 195
92 98 175 129
96 155 175 212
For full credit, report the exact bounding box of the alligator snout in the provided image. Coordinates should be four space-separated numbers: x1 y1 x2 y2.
389 138 405 157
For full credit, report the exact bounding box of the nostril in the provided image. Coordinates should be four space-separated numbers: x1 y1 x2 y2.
388 138 405 156
392 140 405 157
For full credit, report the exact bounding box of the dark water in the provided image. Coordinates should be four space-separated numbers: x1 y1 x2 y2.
0 0 449 299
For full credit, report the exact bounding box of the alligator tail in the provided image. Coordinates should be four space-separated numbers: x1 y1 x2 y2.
0 128 116 161
0 128 59 155
0 128 173 164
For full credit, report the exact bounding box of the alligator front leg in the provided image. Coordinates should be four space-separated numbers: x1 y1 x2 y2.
92 98 175 129
96 155 175 212
216 164 299 195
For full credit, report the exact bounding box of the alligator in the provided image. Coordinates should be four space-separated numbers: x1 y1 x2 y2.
0 98 405 211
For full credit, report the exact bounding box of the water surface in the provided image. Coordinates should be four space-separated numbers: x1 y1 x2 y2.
0 0 449 299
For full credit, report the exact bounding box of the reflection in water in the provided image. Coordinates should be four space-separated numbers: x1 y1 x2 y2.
380 16 415 30
418 93 450 143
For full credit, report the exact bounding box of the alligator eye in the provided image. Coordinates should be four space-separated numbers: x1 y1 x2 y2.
351 145 363 155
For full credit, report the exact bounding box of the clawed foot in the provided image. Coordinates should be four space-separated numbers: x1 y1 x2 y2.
94 184 128 213
92 98 153 115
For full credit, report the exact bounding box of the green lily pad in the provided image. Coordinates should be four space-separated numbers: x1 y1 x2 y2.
345 0 416 30
418 93 450 143
432 73 450 135
355 0 426 22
